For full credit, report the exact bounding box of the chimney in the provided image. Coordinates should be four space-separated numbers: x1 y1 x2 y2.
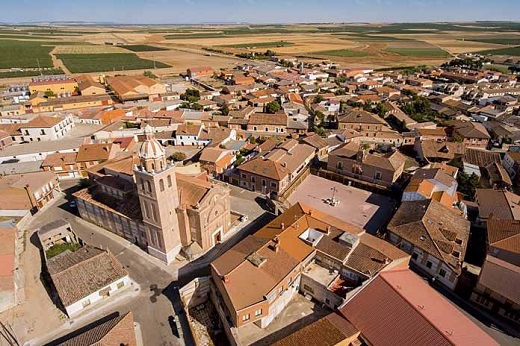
280 222 285 230
308 209 314 216
222 275 230 283
326 226 331 234
273 242 279 253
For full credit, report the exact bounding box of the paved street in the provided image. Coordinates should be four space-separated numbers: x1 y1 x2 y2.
14 179 270 346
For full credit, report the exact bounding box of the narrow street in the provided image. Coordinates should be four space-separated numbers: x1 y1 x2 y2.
18 179 271 346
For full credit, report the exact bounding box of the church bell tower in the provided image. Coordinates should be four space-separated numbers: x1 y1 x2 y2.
134 125 182 264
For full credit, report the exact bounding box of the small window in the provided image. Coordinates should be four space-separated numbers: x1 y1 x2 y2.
375 171 382 180
439 269 447 278
411 252 418 261
82 299 91 308
117 281 125 289
255 309 262 317
426 261 433 269
167 175 172 187
242 314 250 322
146 180 152 193
303 284 314 294
159 179 165 192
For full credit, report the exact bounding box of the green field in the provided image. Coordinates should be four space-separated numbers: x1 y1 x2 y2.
221 41 294 48
0 40 56 69
314 49 371 57
484 64 510 73
465 37 520 45
123 44 169 52
0 68 64 78
387 47 450 57
479 46 520 56
57 53 170 73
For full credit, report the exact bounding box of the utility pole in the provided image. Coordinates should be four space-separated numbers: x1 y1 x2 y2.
36 58 42 76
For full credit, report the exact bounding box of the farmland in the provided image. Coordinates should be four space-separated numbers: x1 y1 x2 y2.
221 41 294 48
387 47 451 57
56 53 170 73
313 49 371 58
0 40 55 69
122 45 169 52
0 68 63 79
479 46 520 56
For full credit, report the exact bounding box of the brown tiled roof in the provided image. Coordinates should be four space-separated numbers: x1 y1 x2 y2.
463 148 500 167
0 123 22 136
272 313 359 346
388 199 470 272
199 147 228 164
238 157 289 180
419 140 465 161
301 134 328 150
412 167 456 189
176 124 202 136
56 312 136 346
248 113 287 126
76 143 115 163
176 173 212 208
339 269 499 346
41 152 78 167
22 115 64 128
337 107 387 125
449 120 490 139
479 255 520 305
48 246 128 306
476 189 520 220
487 219 520 255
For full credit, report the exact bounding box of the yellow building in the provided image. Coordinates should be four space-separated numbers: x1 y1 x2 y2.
29 77 79 97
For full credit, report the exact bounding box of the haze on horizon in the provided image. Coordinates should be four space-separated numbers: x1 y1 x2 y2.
1 0 519 25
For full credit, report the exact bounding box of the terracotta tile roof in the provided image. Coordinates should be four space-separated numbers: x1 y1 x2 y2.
449 120 490 139
475 189 520 220
48 246 128 306
56 311 136 346
412 167 457 189
88 152 138 177
248 112 287 126
238 157 289 180
418 140 465 161
338 107 387 125
301 134 328 150
199 147 229 164
176 173 212 209
463 148 501 167
272 313 359 346
479 255 520 305
388 199 470 273
41 152 78 167
176 124 202 136
22 115 64 128
76 143 116 163
0 123 22 136
339 269 499 346
487 219 520 255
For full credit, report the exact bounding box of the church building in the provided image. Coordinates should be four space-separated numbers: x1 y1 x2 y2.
74 125 232 264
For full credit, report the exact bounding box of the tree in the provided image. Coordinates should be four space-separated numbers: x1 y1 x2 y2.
44 90 55 98
143 70 157 79
335 75 347 84
170 152 187 162
181 88 200 101
457 171 480 201
313 94 325 104
312 125 327 137
265 100 281 114
374 103 389 118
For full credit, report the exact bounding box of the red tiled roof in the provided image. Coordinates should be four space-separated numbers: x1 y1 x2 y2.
339 269 499 346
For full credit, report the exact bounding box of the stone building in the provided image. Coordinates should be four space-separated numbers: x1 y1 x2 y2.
74 126 231 264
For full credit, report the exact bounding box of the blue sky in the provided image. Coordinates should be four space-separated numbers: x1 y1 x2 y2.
2 0 519 24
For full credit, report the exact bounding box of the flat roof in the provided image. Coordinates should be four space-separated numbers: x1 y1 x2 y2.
287 175 395 234
0 138 85 158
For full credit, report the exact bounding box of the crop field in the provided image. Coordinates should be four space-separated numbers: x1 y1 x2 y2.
0 40 56 69
56 53 170 73
52 44 127 54
0 68 64 79
386 47 451 57
313 49 371 57
465 37 520 45
122 44 169 52
165 33 224 39
220 41 294 48
479 46 520 56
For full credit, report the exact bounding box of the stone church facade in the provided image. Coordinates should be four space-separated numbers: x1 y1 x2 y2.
74 125 231 264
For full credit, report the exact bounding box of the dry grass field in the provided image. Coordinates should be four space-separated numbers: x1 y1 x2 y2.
1 22 520 78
